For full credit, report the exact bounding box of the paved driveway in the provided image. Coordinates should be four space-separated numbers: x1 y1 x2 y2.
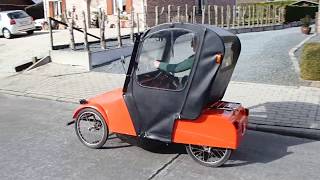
233 27 312 86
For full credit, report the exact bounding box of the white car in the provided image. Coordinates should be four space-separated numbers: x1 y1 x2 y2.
0 10 35 39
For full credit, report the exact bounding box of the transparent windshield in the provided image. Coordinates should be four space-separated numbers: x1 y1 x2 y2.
136 29 197 90
7 11 29 19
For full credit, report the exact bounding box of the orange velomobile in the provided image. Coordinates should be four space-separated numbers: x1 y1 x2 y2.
70 23 249 167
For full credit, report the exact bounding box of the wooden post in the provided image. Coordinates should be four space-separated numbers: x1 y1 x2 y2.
68 14 75 50
208 5 211 25
185 4 188 23
202 6 205 24
227 5 230 29
130 8 134 42
237 6 241 27
221 6 224 27
267 5 271 25
253 5 256 26
273 6 276 24
116 5 122 47
232 5 236 28
281 7 285 24
277 7 281 23
192 6 196 23
82 11 89 51
48 18 54 50
99 9 106 50
168 5 171 23
177 6 180 22
242 6 246 27
143 0 147 29
214 5 218 26
261 6 264 26
248 5 251 27
155 6 159 25
137 13 140 33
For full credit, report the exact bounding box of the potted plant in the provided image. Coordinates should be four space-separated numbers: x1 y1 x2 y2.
301 15 312 34
120 15 129 28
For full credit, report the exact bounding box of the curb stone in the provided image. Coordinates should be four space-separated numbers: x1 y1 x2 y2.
288 33 317 74
248 123 320 140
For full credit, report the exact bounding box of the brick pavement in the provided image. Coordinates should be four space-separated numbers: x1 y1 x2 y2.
0 63 319 138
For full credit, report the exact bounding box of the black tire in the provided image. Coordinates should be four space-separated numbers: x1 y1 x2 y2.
75 108 109 149
3 28 12 39
27 30 34 35
186 144 232 167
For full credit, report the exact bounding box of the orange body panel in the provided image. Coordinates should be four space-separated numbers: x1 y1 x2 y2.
73 88 136 136
73 89 248 149
172 105 248 149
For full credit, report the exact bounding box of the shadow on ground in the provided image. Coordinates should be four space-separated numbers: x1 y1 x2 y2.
102 129 315 168
226 130 314 167
10 31 51 39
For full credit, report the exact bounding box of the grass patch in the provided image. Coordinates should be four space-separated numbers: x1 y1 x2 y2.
300 43 320 81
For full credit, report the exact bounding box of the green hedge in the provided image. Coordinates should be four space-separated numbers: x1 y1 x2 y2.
241 1 295 7
300 43 320 81
285 5 318 22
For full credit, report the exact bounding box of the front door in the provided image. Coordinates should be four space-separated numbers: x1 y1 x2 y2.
124 28 199 142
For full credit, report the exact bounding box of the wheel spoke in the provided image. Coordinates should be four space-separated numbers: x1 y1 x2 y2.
77 111 105 146
188 144 229 166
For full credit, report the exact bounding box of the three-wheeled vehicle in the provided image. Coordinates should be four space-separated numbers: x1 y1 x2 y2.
70 23 249 167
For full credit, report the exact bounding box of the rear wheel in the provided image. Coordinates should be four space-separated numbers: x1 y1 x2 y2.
27 30 34 35
3 28 12 39
75 108 108 148
186 144 231 167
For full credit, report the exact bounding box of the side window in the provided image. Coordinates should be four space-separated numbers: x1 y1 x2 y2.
136 29 197 91
221 43 234 70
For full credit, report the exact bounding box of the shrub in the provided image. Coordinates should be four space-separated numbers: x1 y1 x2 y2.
300 43 320 81
301 15 311 27
285 5 318 22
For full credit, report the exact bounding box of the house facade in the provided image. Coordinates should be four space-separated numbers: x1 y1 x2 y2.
0 0 35 11
43 0 235 28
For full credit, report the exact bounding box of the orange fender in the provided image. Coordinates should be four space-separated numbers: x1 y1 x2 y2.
172 108 247 149
72 89 137 136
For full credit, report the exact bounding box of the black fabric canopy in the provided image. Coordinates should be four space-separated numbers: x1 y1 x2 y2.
123 23 241 142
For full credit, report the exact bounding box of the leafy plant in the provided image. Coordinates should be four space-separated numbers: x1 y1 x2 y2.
300 15 311 27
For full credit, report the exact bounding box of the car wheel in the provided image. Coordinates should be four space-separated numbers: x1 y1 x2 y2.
186 144 232 167
27 30 34 35
3 28 12 39
75 108 109 149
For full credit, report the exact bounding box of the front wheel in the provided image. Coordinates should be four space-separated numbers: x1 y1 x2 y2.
75 108 109 148
186 144 232 167
3 28 12 39
27 30 34 35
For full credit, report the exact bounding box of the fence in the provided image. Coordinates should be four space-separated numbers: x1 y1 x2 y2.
154 4 286 28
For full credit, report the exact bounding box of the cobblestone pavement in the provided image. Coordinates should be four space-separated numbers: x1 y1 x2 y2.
224 82 320 130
